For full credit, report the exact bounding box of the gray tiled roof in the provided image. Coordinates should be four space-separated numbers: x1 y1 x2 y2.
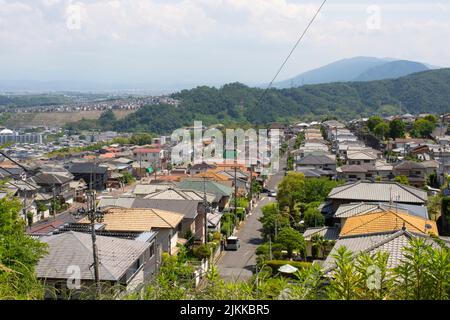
98 197 135 210
296 155 335 165
36 231 150 282
394 160 426 170
133 184 171 195
322 230 450 273
132 198 200 220
296 167 333 177
98 196 201 220
328 181 427 204
334 202 429 219
303 227 339 241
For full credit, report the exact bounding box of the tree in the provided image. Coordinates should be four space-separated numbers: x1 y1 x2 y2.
394 175 410 185
0 196 47 299
97 110 117 131
259 203 290 241
120 171 136 185
367 116 383 132
303 207 325 228
389 119 406 139
427 171 440 189
276 227 306 259
251 181 262 197
303 178 341 203
327 246 362 300
374 122 389 140
411 119 436 138
130 133 154 145
423 114 438 124
277 172 305 214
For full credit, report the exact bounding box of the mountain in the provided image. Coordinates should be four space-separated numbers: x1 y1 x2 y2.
274 57 389 88
274 57 434 88
355 60 429 81
80 68 450 135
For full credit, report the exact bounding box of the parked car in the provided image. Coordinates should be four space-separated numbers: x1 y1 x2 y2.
268 190 277 197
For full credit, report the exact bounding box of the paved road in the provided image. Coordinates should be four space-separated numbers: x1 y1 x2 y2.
217 141 291 282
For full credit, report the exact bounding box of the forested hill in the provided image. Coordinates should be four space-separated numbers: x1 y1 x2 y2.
109 68 450 134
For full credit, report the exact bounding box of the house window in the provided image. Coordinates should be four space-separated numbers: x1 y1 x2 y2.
364 160 370 163
349 175 357 179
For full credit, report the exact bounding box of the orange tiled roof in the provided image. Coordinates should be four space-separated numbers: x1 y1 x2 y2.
80 208 183 231
99 153 116 159
340 210 438 237
194 171 230 181
157 175 186 182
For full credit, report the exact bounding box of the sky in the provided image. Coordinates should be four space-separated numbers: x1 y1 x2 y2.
0 0 449 90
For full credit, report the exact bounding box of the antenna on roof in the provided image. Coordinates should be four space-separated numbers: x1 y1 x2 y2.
402 222 406 231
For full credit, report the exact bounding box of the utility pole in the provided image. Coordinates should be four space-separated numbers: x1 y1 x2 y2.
203 177 208 244
234 162 238 219
86 190 101 295
248 164 254 206
52 183 56 220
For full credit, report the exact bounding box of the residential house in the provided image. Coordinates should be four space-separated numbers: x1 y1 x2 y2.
326 181 428 214
346 150 378 165
29 172 75 204
82 207 184 255
177 178 233 210
99 196 206 242
337 159 393 182
303 227 339 258
132 198 206 241
393 161 427 188
189 162 217 175
322 229 450 274
69 163 109 191
36 231 154 298
133 148 163 168
332 202 429 228
420 160 440 176
339 210 438 237
295 154 336 176
132 183 174 198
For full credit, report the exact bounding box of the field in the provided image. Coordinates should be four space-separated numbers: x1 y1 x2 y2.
0 110 135 128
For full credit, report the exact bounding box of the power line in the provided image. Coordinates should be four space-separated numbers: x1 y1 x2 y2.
254 0 328 109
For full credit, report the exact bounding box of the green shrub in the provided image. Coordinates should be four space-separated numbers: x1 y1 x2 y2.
221 222 233 237
193 244 213 260
236 208 246 221
265 260 312 274
212 231 221 242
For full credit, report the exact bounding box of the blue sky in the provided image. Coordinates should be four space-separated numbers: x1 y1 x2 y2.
0 0 449 89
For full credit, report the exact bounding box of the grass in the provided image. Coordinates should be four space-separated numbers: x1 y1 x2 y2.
2 110 135 128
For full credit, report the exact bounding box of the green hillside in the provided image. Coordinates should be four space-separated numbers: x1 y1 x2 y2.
70 69 450 134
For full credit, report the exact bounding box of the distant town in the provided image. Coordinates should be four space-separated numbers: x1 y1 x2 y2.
1 110 450 300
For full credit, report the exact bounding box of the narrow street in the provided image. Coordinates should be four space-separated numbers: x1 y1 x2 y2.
217 137 292 281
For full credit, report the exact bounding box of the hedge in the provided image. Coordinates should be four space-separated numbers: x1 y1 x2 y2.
265 260 312 274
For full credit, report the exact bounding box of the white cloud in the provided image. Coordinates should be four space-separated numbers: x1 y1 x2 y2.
0 0 449 84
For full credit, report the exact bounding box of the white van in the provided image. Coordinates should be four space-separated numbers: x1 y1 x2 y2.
225 236 240 251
